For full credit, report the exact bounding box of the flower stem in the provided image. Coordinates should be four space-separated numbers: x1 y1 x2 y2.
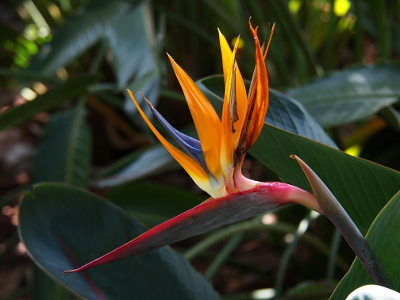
292 155 394 289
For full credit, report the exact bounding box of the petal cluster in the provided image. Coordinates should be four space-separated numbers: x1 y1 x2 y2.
129 21 274 198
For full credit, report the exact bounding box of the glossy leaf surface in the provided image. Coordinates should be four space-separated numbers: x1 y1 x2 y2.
18 183 220 300
105 2 159 89
32 102 91 187
331 191 400 299
106 182 204 226
286 64 400 127
93 144 176 188
197 76 337 148
199 76 400 233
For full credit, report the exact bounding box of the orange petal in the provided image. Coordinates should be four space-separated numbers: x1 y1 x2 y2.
238 23 270 154
218 31 248 147
168 55 222 178
248 23 270 147
128 90 208 183
220 39 239 171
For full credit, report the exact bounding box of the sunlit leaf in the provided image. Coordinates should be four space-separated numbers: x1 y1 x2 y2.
28 2 130 74
105 2 159 89
286 64 400 127
0 76 96 131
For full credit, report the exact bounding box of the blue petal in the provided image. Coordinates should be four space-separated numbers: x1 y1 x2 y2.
149 105 202 154
143 99 210 172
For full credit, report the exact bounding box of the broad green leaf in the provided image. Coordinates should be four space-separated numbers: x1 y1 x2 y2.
293 156 392 288
105 2 159 89
199 76 400 233
92 144 176 188
0 68 60 83
92 125 197 188
28 2 130 75
106 182 204 226
331 192 400 299
286 64 400 128
33 266 73 300
0 76 96 131
30 102 92 298
32 102 91 187
380 106 400 132
96 1 161 119
344 285 400 300
124 71 161 119
197 76 337 148
58 182 301 275
18 183 220 300
251 125 400 233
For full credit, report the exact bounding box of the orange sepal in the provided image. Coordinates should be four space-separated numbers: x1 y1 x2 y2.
128 90 208 182
168 55 222 178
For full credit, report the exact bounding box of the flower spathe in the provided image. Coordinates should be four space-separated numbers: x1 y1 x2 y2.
62 22 389 284
129 21 272 199
62 22 322 276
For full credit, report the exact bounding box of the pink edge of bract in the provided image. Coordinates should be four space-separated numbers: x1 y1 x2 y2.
62 182 317 274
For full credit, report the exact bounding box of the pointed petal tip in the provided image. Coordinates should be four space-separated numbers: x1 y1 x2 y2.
138 92 154 108
61 269 75 277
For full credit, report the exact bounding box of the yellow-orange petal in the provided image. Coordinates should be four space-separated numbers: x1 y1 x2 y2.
220 38 239 171
218 29 232 83
128 90 208 184
218 30 248 147
168 55 222 178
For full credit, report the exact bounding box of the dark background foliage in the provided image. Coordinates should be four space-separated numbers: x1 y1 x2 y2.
0 0 400 299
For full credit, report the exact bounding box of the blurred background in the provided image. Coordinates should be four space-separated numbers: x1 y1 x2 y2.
0 0 400 299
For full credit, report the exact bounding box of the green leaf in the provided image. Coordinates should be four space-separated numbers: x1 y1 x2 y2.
32 102 91 187
331 191 400 299
344 285 400 300
286 64 400 128
105 2 159 89
380 106 400 132
18 183 220 300
33 266 73 300
93 144 176 188
251 125 400 233
0 75 96 131
292 156 392 288
197 76 337 148
106 182 204 226
28 2 130 75
198 75 400 233
92 126 197 188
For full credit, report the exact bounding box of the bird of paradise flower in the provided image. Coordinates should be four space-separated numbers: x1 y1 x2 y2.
63 21 392 289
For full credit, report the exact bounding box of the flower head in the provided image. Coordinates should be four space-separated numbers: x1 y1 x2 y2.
129 21 274 198
63 22 326 276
